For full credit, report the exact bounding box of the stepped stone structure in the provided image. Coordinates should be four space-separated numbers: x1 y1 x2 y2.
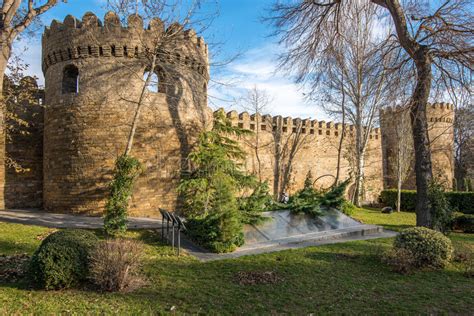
0 12 455 217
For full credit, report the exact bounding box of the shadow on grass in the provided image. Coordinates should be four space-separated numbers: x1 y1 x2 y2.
0 240 38 255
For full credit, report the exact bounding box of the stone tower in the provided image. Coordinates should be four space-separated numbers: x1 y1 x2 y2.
42 12 211 216
380 103 455 190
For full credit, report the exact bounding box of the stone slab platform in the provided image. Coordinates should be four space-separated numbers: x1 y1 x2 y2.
184 209 396 261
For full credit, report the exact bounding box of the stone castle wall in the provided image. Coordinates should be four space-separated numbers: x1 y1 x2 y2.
0 11 455 216
225 110 383 203
4 78 44 208
380 103 455 189
41 12 211 217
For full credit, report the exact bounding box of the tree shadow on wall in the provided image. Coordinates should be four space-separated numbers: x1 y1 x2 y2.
163 65 209 212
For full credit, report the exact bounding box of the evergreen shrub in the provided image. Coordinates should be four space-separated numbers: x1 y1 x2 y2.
393 227 453 269
29 229 98 290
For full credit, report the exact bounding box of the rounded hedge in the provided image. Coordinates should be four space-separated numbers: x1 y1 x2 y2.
394 227 453 269
29 229 99 290
452 214 474 233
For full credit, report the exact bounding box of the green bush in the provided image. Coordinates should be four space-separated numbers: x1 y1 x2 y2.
238 181 272 225
288 185 321 216
186 212 245 253
320 180 350 209
379 190 417 211
379 190 474 214
178 110 253 253
104 155 142 236
429 181 453 233
29 229 99 290
341 200 358 216
452 214 474 233
288 179 350 217
447 192 474 214
393 227 453 269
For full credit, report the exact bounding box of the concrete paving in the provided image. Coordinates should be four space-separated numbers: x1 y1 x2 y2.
0 209 162 229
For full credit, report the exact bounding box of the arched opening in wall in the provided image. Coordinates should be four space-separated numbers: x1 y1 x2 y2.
62 65 79 94
143 67 166 93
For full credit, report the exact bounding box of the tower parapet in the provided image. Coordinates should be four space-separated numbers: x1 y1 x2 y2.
42 12 211 216
42 12 209 77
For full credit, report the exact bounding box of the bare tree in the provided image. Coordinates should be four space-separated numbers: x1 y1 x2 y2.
105 0 211 156
454 95 473 191
1 0 67 93
1 0 67 208
239 86 273 181
271 118 311 199
310 2 397 206
269 0 473 227
392 107 413 211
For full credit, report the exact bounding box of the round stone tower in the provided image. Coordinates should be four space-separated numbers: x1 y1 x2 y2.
380 103 455 190
42 12 212 216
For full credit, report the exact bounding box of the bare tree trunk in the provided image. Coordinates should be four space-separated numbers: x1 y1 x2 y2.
255 116 262 181
0 43 11 209
335 74 346 185
353 106 364 207
397 146 402 212
411 49 433 227
378 0 434 227
124 54 157 156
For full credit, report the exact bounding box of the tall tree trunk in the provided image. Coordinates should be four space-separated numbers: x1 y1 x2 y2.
124 54 157 156
411 48 433 227
353 108 364 207
397 145 402 212
0 42 11 210
255 116 262 181
377 0 435 228
335 74 346 185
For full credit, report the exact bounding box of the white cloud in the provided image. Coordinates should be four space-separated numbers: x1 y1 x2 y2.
209 44 330 120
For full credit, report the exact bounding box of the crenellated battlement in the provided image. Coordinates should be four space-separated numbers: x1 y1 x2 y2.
380 102 455 124
42 11 208 76
220 109 380 139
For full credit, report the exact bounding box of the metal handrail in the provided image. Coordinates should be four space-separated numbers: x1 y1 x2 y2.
159 208 186 256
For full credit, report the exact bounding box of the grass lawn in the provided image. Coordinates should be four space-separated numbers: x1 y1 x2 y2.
1 209 473 314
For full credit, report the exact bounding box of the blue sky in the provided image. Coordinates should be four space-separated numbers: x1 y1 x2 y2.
15 0 323 119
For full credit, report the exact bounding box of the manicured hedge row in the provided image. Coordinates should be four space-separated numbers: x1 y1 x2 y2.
379 189 474 214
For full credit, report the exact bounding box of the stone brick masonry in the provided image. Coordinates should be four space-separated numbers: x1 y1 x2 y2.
0 12 455 217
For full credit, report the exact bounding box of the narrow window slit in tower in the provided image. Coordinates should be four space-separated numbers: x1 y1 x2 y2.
111 45 116 56
62 65 79 94
88 46 92 55
99 46 104 56
124 46 128 56
67 48 72 59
